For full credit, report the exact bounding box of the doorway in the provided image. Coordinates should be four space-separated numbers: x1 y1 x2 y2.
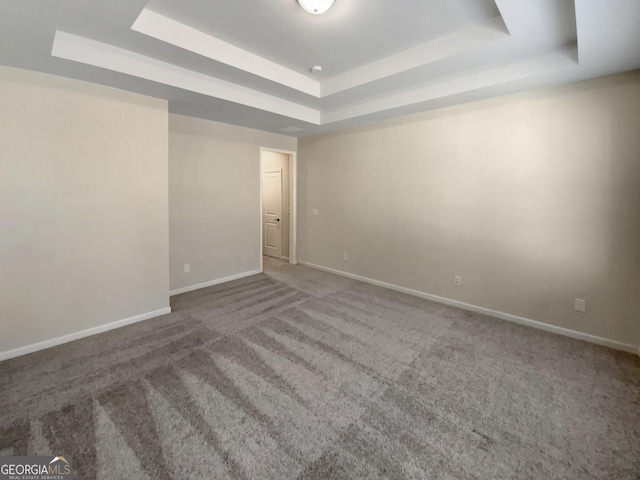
260 148 296 265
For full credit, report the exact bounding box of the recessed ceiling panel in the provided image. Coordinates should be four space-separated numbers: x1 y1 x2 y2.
144 0 500 77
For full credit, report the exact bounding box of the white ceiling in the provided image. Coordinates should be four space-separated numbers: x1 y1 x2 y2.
1 0 639 137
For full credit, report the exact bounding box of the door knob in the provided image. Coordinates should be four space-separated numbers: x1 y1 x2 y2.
276 218 280 222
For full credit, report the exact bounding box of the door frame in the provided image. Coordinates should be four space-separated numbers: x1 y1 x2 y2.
259 147 297 271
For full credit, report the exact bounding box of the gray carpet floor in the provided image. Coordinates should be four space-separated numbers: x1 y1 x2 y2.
1 257 639 479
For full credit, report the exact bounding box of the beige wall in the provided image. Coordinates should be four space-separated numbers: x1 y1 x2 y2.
0 66 170 354
298 71 640 348
262 151 291 259
169 114 296 292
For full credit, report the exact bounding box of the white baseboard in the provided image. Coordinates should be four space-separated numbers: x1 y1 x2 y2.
0 307 172 362
298 261 639 356
169 269 262 296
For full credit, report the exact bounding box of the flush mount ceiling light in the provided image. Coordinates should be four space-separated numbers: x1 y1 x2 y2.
298 0 335 15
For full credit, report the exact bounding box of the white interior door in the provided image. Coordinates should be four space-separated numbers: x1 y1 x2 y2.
262 170 282 258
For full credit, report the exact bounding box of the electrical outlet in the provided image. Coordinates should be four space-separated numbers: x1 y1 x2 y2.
574 298 586 313
454 275 462 286
343 252 348 261
184 264 190 274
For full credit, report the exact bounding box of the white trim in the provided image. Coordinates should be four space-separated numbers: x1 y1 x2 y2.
290 150 298 265
132 9 321 97
51 31 320 124
321 16 508 96
0 307 172 362
298 261 640 355
321 48 577 124
260 148 298 266
259 150 264 273
169 269 261 296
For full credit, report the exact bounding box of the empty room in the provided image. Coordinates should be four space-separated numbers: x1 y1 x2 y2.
1 0 639 479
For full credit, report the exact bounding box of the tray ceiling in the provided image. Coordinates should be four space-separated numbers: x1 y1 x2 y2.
1 0 639 136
